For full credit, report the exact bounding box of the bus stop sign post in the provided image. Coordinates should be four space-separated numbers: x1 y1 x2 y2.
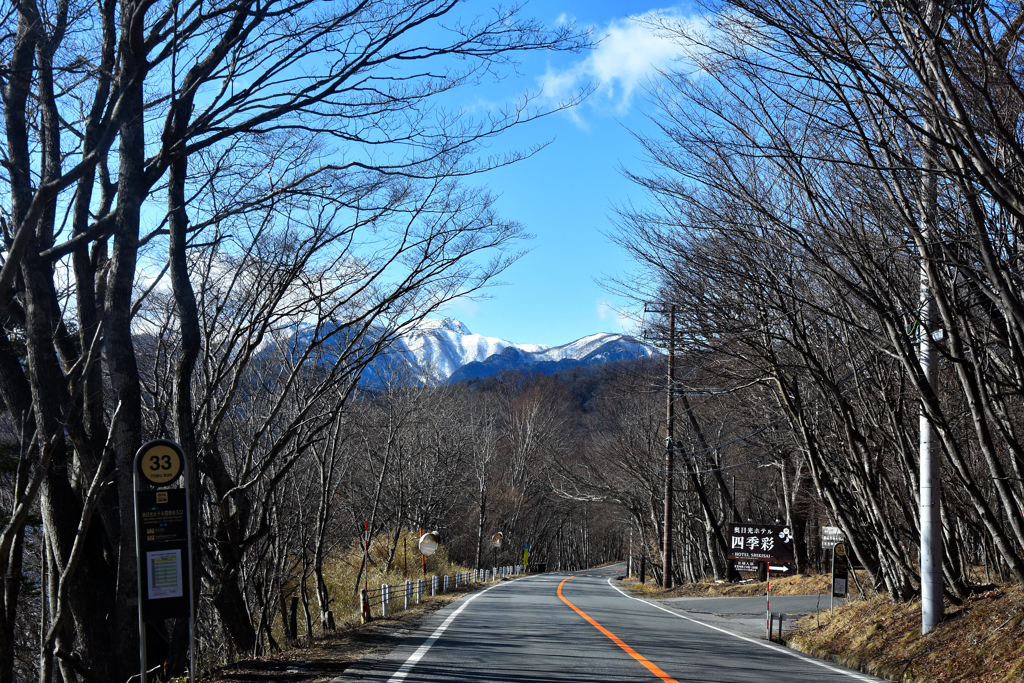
134 439 195 683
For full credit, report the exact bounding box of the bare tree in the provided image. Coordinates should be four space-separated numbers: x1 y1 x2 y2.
608 0 1024 603
0 0 588 678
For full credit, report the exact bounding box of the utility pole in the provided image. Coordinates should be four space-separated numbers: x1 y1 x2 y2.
919 131 942 635
920 0 942 633
732 475 737 523
664 305 675 590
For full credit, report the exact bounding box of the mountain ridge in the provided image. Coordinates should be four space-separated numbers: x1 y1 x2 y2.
383 318 655 383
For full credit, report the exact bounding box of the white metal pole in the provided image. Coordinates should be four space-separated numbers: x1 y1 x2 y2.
920 297 942 633
134 466 147 683
919 75 943 633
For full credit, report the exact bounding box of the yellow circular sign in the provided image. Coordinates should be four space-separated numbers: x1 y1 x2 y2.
139 443 183 486
834 542 847 557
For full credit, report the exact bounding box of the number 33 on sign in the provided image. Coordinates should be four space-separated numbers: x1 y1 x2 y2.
138 443 183 486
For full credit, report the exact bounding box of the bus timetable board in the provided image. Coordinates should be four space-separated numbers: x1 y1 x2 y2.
832 542 850 598
134 439 196 683
136 487 190 619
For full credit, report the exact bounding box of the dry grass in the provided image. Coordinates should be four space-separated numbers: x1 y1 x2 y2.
623 572 1024 681
787 584 1024 683
203 587 475 683
317 528 472 628
621 571 867 598
198 530 484 682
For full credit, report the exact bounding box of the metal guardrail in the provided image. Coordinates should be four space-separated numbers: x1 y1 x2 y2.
359 565 526 622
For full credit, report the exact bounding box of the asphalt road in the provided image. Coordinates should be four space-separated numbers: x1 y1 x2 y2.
338 565 882 683
661 594 847 639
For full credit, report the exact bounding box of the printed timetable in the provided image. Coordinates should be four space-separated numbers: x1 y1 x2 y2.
147 549 184 599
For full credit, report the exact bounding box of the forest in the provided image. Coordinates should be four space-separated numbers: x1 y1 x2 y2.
3 0 1024 681
611 0 1024 619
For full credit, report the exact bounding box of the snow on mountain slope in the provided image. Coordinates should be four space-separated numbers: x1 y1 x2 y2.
390 318 547 380
382 318 654 383
280 318 653 385
532 333 624 362
447 333 655 383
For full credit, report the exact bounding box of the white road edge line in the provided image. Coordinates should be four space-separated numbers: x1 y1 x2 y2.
605 577 880 683
386 578 527 682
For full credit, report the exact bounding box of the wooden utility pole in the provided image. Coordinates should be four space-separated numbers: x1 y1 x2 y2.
663 305 675 590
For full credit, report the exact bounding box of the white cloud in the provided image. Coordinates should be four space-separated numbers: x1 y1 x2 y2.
443 293 481 320
539 7 704 121
597 300 638 334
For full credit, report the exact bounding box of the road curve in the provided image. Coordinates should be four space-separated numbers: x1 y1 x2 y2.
337 565 883 683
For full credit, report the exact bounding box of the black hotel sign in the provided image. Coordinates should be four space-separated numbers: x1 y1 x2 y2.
727 523 795 564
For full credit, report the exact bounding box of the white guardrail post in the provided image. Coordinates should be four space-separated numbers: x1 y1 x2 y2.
416 578 423 604
381 584 389 617
405 580 411 610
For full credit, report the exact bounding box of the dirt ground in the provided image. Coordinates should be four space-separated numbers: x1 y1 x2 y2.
620 570 866 598
622 572 1024 682
202 589 471 683
787 584 1024 683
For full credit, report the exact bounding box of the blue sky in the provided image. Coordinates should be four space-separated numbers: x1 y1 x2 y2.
435 1 701 347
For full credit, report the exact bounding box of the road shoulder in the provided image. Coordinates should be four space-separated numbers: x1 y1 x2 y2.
202 587 479 683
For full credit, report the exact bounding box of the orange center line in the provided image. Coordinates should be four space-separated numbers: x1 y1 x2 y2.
557 576 680 683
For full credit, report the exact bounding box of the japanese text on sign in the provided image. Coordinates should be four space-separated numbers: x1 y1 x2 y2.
726 523 795 563
822 525 844 549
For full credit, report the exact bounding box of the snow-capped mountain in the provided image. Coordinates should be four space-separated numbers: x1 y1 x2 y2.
373 318 655 384
389 318 549 380
447 333 655 383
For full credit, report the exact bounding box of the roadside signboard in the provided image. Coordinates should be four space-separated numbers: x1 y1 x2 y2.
731 559 759 574
822 526 844 549
727 523 795 564
832 542 850 598
134 439 194 683
137 488 190 619
135 440 192 621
